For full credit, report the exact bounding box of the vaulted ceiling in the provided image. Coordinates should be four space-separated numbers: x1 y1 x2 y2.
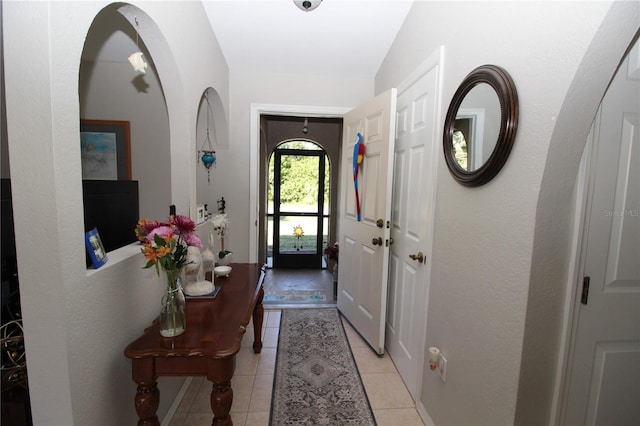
85 1 413 80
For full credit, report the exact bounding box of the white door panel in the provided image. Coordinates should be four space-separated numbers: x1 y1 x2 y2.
563 37 640 425
386 56 441 400
338 89 397 355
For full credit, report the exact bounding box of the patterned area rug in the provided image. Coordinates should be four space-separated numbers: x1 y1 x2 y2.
270 308 376 425
264 290 327 303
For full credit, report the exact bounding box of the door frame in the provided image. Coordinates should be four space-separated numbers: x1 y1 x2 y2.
551 116 595 422
250 105 350 263
554 35 640 421
552 41 639 421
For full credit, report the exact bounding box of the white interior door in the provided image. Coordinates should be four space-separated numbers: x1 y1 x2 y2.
386 60 440 400
337 89 397 355
563 38 640 425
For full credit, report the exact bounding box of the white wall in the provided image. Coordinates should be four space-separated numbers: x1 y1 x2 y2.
80 58 171 220
2 1 229 424
4 0 637 424
376 1 638 425
217 71 373 261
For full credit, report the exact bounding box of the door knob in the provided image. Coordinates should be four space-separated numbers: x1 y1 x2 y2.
376 219 384 228
409 252 425 263
372 237 383 246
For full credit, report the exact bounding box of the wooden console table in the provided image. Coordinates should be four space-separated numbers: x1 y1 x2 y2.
124 263 266 426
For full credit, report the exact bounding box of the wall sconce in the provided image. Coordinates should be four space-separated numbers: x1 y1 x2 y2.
128 17 147 74
197 91 217 184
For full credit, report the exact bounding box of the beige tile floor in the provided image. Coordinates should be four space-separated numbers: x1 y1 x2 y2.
169 309 424 426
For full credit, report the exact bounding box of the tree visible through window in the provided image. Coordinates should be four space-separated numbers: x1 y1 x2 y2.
267 140 330 264
268 141 328 207
452 130 468 170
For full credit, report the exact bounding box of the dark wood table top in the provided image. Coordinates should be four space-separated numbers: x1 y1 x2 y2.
124 263 265 360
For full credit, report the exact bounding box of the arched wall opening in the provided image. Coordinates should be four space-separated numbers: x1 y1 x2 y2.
517 2 640 423
196 86 229 212
77 1 199 256
115 4 194 218
3 2 229 423
79 4 171 255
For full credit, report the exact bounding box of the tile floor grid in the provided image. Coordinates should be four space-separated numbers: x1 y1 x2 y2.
169 309 424 426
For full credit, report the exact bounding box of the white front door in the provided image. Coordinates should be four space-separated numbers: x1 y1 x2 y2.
563 37 640 425
386 57 441 400
337 89 397 355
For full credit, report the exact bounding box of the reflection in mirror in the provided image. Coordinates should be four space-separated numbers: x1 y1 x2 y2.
443 64 518 187
452 129 468 170
454 83 501 171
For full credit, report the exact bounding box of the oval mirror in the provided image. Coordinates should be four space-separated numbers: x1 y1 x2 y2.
443 65 518 187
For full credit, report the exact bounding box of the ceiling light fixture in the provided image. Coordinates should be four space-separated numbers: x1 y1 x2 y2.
293 0 322 12
128 17 147 74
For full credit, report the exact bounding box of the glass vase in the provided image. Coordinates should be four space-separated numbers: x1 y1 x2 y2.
217 233 233 266
201 228 216 274
159 269 186 337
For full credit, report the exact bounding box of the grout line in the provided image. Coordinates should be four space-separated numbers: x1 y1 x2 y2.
162 376 192 426
182 307 423 424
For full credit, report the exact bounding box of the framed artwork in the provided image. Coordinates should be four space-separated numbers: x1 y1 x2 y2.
85 227 108 269
80 119 131 180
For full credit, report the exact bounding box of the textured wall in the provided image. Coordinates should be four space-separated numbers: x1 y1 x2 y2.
2 1 229 423
374 1 636 425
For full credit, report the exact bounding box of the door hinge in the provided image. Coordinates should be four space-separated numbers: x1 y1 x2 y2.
581 276 590 305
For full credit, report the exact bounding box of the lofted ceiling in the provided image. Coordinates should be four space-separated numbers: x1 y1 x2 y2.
202 0 414 78
84 1 413 79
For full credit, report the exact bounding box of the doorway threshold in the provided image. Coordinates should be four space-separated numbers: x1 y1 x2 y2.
264 302 336 309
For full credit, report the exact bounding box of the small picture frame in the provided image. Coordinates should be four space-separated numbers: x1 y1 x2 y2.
196 204 206 224
85 227 108 269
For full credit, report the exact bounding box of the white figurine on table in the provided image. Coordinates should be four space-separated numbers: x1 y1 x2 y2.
182 246 214 296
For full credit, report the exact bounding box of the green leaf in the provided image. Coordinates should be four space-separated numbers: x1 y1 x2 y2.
153 233 166 246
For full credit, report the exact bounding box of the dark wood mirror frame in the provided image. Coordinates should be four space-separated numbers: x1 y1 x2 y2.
443 64 519 187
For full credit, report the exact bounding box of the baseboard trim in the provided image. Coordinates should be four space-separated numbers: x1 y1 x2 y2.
416 399 436 426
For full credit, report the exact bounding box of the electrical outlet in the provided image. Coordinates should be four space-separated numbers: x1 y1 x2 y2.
438 353 447 382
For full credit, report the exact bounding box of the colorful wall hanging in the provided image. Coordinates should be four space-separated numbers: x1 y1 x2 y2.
352 132 365 221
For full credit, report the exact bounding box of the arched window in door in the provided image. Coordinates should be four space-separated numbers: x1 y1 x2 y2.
267 140 330 269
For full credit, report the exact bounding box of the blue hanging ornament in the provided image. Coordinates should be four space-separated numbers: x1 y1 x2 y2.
200 150 216 183
198 91 217 184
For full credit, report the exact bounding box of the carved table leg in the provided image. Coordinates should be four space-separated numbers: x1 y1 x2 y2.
252 286 264 354
208 357 236 426
132 358 160 426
